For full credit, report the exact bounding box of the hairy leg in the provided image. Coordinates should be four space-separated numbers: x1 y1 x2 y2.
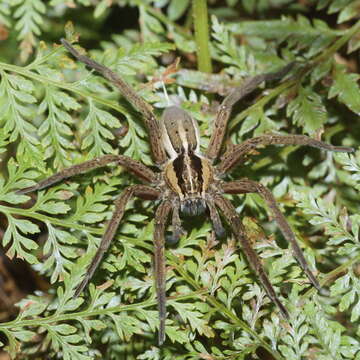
222 179 321 290
153 199 172 345
206 62 296 161
74 185 160 297
16 154 158 194
217 134 354 175
214 193 289 319
61 39 167 165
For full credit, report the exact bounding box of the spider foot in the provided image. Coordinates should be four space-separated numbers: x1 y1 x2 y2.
73 276 89 298
276 299 290 319
308 275 323 293
213 222 226 239
332 145 355 153
166 227 186 245
16 185 37 195
158 320 166 346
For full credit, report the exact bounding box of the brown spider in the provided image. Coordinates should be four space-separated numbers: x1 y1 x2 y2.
17 39 354 345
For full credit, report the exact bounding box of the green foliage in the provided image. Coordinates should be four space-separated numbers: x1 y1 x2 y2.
0 71 42 165
0 1 359 359
329 63 360 114
287 85 327 134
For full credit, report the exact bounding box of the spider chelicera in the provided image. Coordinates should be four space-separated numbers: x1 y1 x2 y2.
17 39 354 345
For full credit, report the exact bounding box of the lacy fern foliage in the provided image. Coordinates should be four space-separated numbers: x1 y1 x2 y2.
0 1 359 359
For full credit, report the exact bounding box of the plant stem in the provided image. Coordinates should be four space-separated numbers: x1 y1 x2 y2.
312 19 360 65
0 61 127 116
0 289 208 329
302 253 360 300
192 0 212 73
228 19 360 132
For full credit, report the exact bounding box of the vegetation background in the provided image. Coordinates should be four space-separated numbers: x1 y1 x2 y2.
0 0 359 359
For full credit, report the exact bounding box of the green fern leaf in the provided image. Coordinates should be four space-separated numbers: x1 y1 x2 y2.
81 100 120 157
287 85 327 134
12 0 46 61
0 72 43 165
328 64 360 115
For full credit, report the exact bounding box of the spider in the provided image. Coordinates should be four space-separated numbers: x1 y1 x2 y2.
17 39 354 345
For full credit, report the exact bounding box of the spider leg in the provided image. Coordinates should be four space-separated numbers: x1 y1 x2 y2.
61 39 167 165
74 185 160 297
153 199 172 345
206 62 296 161
217 134 354 175
213 193 289 319
16 154 157 194
222 179 321 291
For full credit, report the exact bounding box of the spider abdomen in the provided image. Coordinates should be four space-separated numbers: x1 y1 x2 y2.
161 106 200 157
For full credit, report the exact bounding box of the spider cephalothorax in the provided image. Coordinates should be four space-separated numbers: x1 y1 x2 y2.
162 105 213 216
17 39 354 345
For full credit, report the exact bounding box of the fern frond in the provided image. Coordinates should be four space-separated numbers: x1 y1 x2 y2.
0 2 359 358
13 0 46 61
